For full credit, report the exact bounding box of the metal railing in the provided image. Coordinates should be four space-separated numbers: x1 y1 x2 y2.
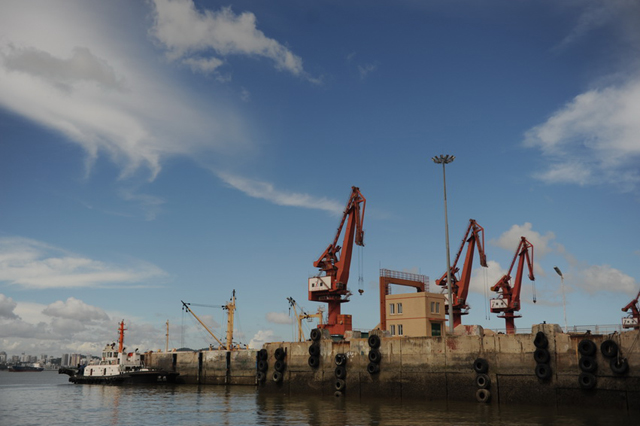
380 269 429 291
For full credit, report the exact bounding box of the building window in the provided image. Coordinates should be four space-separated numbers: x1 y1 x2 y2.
398 324 403 335
431 301 440 314
389 303 395 314
397 303 403 314
431 323 441 337
390 325 396 335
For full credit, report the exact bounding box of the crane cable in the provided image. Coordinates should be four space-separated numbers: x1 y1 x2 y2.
358 245 364 295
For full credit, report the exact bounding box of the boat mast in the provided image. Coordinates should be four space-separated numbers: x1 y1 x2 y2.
224 290 236 351
118 320 126 353
165 320 169 352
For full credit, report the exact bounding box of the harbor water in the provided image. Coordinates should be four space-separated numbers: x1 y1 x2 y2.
0 370 634 425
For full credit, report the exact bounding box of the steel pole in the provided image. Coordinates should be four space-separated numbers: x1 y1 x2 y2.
441 162 454 334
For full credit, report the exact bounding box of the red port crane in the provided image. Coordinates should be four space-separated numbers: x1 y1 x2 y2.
308 186 365 336
436 219 487 328
622 290 640 329
490 236 535 334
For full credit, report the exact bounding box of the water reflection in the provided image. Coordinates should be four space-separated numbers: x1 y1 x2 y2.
0 372 636 426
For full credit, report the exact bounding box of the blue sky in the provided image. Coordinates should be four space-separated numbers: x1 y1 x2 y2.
1 0 639 357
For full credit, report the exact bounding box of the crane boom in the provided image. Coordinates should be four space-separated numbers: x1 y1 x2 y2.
435 219 487 328
309 186 366 335
181 300 226 349
490 236 535 334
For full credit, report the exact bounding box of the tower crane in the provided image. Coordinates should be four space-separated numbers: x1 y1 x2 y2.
622 290 640 329
435 219 487 328
489 236 535 334
309 186 365 335
287 297 324 342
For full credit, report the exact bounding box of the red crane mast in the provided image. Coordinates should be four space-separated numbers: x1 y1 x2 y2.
308 186 365 335
490 236 535 334
436 219 487 328
622 290 640 329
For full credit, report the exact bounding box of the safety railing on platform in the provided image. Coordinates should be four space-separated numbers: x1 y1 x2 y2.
379 269 429 292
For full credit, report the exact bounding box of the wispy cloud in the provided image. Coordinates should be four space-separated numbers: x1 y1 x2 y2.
524 79 640 191
217 172 344 214
0 236 166 289
150 0 316 82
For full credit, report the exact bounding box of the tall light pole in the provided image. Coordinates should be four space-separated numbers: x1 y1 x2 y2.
554 266 568 333
432 154 455 334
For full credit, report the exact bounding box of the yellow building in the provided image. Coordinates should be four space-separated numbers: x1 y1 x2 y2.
385 291 446 337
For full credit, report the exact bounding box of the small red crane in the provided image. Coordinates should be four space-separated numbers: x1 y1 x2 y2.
436 219 487 328
622 290 640 329
308 186 365 336
490 236 535 334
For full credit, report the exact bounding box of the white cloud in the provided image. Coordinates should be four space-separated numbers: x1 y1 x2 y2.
248 329 275 349
524 78 640 191
492 223 556 259
217 172 344 214
0 0 250 185
150 0 310 80
0 236 166 289
266 312 294 325
0 294 19 319
573 264 637 295
43 297 110 322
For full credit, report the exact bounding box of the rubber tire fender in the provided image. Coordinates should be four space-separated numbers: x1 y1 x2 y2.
258 349 268 361
473 358 489 374
475 388 491 403
579 356 597 373
367 362 380 375
310 328 322 342
308 356 319 369
610 357 629 375
335 353 347 366
368 349 382 364
257 359 268 372
533 348 550 364
475 373 490 389
272 371 283 382
533 331 548 349
368 334 381 349
274 360 286 373
535 363 552 380
333 391 343 398
335 378 346 391
274 347 286 361
256 371 266 382
578 372 596 390
335 365 346 380
308 344 320 357
600 340 618 358
578 339 597 357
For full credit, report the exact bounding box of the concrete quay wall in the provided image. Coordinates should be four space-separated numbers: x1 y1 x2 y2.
260 324 640 409
145 349 256 385
145 324 640 409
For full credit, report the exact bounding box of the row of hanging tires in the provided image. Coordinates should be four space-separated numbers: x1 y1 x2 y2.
256 347 286 383
533 332 629 391
473 358 491 403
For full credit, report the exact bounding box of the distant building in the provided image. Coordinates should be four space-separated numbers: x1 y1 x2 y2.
0 351 6 363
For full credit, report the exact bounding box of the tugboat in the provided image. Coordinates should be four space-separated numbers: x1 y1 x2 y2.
59 320 179 384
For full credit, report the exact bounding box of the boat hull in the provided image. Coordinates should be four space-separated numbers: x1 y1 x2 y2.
59 368 179 385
